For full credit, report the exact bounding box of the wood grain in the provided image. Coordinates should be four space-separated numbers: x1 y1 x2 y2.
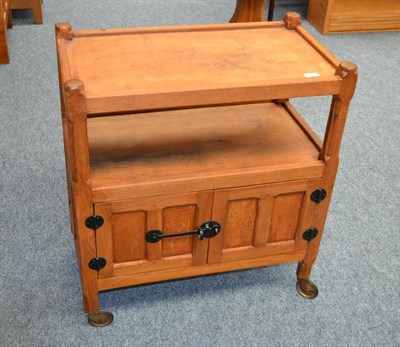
57 21 339 113
208 180 315 264
94 203 114 279
62 80 99 314
307 0 400 34
297 62 358 281
268 193 303 243
94 191 213 279
162 205 196 257
0 0 11 64
87 103 322 202
112 211 147 263
223 199 258 248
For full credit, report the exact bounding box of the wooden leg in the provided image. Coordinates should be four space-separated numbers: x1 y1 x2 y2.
0 0 10 63
10 0 43 24
296 63 357 300
0 22 10 64
79 276 113 327
267 0 275 21
296 260 314 280
296 262 318 299
61 76 99 316
32 0 42 24
7 2 13 28
230 0 267 23
81 283 100 315
0 35 9 64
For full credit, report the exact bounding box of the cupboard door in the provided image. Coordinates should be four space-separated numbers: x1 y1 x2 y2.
208 179 320 264
94 191 213 279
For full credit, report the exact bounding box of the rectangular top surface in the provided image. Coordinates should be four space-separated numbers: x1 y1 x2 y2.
57 22 339 112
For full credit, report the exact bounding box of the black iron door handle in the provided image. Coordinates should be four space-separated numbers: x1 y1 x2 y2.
145 221 221 243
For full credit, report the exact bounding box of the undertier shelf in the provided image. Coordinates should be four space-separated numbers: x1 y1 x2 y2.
87 102 324 201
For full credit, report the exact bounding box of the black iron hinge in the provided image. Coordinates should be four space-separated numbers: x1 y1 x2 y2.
89 257 107 271
310 189 327 203
303 228 319 241
85 215 104 230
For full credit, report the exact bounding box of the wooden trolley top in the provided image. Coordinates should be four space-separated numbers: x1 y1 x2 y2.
56 13 341 115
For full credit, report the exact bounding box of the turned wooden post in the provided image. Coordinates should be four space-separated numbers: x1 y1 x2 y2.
56 22 75 237
297 62 358 281
62 78 100 315
56 23 115 325
56 23 100 314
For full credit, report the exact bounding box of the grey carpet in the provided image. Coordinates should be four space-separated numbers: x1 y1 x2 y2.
1 1 399 346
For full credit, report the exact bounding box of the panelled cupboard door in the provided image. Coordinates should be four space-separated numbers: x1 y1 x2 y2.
208 179 321 264
94 191 213 279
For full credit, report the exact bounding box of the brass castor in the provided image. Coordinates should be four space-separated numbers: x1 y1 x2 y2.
296 279 319 299
87 310 114 327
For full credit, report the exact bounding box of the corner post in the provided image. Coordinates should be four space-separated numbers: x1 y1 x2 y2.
320 62 358 162
55 22 76 237
55 21 73 41
283 12 301 30
297 62 358 281
63 79 99 315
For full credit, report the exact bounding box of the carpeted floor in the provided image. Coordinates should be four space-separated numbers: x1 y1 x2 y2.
1 1 399 346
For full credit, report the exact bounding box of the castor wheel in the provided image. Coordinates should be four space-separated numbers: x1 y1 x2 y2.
296 279 319 299
87 310 114 327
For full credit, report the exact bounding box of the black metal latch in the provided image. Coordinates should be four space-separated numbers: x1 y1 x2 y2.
146 221 221 243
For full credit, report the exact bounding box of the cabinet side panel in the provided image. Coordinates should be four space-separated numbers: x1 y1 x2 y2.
112 211 147 263
268 193 303 242
223 199 257 249
162 205 196 257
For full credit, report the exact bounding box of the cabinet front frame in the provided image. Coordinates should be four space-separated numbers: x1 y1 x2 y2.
95 191 213 279
208 179 321 264
94 178 321 282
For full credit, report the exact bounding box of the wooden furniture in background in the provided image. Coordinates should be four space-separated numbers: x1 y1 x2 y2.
307 0 400 34
3 0 267 65
0 0 12 64
11 0 43 24
0 0 42 64
55 12 357 327
231 0 276 22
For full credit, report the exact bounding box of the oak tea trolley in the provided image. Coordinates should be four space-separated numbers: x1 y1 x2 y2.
55 13 357 327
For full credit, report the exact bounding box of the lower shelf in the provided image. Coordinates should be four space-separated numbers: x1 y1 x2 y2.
88 102 322 201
